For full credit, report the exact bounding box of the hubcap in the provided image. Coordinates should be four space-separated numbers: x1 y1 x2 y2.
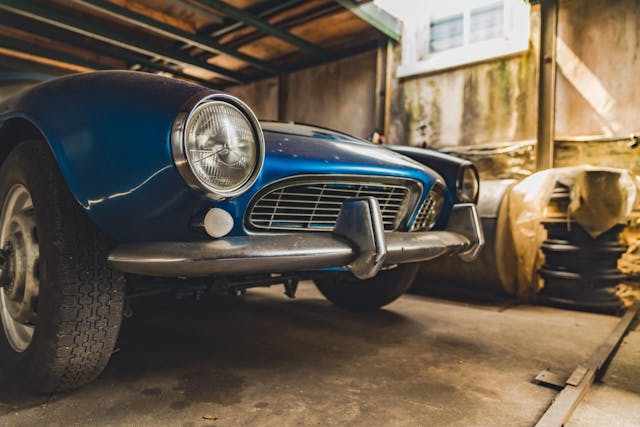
0 185 39 352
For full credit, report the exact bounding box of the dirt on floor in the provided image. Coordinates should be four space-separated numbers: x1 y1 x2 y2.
0 282 638 427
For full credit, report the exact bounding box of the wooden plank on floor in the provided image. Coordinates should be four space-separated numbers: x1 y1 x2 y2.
535 301 640 427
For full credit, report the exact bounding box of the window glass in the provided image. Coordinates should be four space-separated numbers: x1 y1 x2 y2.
429 13 464 54
470 2 504 43
381 0 531 77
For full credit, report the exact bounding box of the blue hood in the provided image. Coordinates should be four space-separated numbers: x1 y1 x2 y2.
260 121 440 181
215 122 443 237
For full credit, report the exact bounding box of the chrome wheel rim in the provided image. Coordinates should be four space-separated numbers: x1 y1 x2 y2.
0 184 39 352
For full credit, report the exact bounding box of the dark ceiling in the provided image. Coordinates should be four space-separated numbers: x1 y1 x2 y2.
0 0 400 88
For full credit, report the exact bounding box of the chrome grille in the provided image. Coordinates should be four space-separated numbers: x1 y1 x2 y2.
410 183 445 231
246 176 421 232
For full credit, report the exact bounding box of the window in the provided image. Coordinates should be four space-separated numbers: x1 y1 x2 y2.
396 0 530 77
429 14 464 53
470 2 504 42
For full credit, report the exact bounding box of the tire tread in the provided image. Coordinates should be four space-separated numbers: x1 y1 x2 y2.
0 140 124 393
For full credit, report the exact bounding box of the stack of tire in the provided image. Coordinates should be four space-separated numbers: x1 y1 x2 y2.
538 184 628 313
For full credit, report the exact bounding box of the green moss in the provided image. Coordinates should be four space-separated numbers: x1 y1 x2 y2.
460 70 480 144
515 46 535 139
428 80 441 146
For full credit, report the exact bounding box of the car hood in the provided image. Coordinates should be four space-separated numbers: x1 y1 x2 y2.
211 122 445 236
258 121 440 184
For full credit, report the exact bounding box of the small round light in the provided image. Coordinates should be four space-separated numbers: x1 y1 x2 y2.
184 101 257 194
457 165 479 203
204 208 234 238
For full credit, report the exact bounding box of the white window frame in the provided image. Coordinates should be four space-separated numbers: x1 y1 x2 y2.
397 0 530 78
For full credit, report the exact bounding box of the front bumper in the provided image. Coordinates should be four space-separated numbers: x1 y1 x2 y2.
108 200 484 279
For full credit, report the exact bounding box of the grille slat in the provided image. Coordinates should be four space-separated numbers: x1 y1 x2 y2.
250 213 400 219
410 184 445 231
252 203 403 210
246 177 418 232
260 192 406 200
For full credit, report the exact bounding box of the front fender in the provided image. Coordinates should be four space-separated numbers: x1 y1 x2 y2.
0 71 213 242
386 145 475 203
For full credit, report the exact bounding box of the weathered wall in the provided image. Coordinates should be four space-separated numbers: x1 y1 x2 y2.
390 0 640 149
387 6 541 148
284 50 378 138
226 50 377 139
555 0 640 138
229 0 640 151
225 76 278 121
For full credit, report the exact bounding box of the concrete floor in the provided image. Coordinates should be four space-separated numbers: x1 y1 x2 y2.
0 282 638 427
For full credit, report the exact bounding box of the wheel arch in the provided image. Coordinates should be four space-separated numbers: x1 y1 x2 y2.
0 116 46 165
0 71 220 243
0 114 84 209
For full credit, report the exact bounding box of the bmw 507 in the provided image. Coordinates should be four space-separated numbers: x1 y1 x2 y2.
0 71 482 393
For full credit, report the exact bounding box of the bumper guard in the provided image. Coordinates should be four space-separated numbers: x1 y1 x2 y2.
108 199 484 279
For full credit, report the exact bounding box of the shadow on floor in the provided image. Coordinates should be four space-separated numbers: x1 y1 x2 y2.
0 288 417 414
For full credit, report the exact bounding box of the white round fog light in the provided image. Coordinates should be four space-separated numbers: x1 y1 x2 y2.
204 208 234 238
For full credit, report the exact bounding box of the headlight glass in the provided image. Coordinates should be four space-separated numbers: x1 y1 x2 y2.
457 165 479 203
184 101 258 194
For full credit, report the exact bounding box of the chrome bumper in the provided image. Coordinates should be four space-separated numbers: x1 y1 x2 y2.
108 200 484 279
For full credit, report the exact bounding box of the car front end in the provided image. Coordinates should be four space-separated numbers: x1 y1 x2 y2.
107 90 484 281
0 71 484 393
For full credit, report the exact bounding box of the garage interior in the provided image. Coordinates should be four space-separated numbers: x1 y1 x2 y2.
0 0 638 426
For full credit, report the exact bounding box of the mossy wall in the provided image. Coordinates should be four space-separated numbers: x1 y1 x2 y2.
555 0 640 139
387 6 540 148
390 0 640 151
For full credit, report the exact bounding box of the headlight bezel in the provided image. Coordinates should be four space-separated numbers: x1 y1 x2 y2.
456 163 480 203
171 93 265 200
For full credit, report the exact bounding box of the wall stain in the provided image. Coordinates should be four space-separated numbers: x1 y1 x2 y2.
460 70 480 145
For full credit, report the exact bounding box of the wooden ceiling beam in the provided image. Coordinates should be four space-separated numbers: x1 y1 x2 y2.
73 0 277 74
1 13 223 88
191 0 330 59
0 0 243 84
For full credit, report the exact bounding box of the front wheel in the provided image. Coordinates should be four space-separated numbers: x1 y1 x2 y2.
0 140 125 393
314 263 419 310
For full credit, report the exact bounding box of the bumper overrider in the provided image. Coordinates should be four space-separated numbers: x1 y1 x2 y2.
108 198 484 280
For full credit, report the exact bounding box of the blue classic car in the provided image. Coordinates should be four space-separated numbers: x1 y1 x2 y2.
0 71 482 393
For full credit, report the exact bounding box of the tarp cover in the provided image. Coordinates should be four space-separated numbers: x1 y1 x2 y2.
507 166 638 296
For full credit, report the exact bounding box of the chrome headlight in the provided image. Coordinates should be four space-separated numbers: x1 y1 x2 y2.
457 164 480 203
172 94 264 199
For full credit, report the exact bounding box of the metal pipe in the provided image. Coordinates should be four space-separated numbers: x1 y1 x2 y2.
555 134 640 144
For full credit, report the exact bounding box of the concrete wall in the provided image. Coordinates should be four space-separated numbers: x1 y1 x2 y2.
387 6 540 147
389 0 640 148
227 50 378 139
555 0 640 138
225 76 279 121
228 0 640 151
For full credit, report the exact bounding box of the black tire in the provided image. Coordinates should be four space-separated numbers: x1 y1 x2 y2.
314 263 419 310
0 139 125 394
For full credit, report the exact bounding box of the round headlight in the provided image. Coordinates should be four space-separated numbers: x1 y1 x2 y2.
172 94 264 198
457 164 480 203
